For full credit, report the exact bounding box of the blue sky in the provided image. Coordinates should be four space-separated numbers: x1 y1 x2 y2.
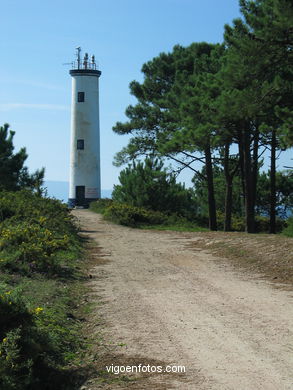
1 0 291 191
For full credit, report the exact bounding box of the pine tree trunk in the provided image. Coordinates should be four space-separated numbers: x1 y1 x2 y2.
242 127 255 233
270 129 276 234
238 129 246 215
251 125 259 214
224 141 233 232
205 145 217 231
224 178 233 232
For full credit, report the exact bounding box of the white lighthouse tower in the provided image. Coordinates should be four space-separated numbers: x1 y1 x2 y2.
68 47 101 207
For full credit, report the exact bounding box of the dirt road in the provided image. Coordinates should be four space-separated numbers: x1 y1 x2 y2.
74 210 293 390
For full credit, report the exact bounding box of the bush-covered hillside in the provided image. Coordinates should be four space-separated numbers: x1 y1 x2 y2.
0 190 86 390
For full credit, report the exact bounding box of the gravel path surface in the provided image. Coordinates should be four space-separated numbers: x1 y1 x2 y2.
74 209 293 390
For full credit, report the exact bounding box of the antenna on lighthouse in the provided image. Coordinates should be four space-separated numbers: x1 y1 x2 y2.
91 55 96 69
76 46 81 69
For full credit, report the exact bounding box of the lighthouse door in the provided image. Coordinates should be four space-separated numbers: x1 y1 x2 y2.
76 186 85 206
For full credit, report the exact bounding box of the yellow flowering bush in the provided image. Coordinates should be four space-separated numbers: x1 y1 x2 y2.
0 287 33 336
0 222 71 273
0 286 61 390
0 288 34 389
0 327 35 390
0 190 77 237
103 201 167 227
0 191 83 389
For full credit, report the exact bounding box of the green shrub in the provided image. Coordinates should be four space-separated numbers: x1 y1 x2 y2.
0 286 49 390
255 215 287 233
0 190 76 235
112 158 196 217
89 198 113 214
216 211 287 233
0 221 70 274
0 191 81 275
0 327 34 390
0 284 82 389
0 286 34 337
216 211 245 231
104 202 167 227
0 191 84 389
90 199 208 230
283 217 293 237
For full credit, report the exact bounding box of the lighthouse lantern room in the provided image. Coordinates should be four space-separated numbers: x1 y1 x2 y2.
68 47 101 207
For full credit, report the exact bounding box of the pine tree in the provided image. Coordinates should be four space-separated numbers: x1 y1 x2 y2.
220 0 293 232
0 123 45 192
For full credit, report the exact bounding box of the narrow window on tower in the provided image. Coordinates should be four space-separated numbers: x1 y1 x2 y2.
77 139 84 150
77 92 85 102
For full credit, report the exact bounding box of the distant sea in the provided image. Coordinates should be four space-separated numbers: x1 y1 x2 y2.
44 181 112 203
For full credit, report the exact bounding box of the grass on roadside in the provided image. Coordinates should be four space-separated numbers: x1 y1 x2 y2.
140 223 208 232
282 217 293 237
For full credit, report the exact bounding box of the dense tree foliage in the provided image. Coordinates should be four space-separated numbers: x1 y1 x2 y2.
113 0 292 233
0 123 44 193
219 0 293 232
256 170 293 217
193 167 292 219
113 43 223 230
112 158 195 217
